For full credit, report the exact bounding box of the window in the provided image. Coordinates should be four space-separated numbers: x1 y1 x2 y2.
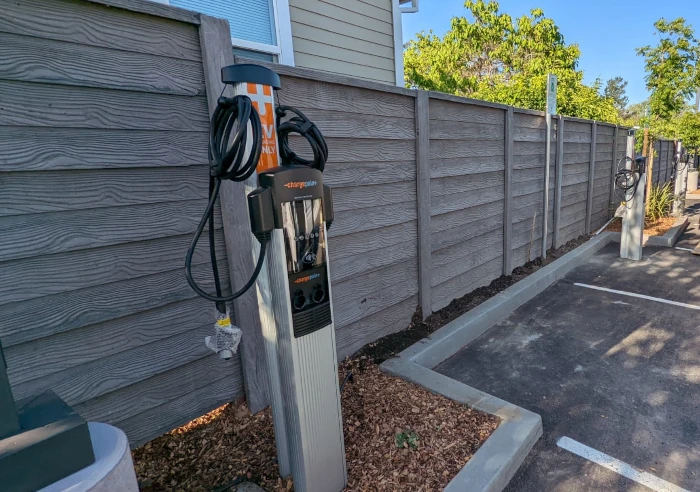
166 0 294 64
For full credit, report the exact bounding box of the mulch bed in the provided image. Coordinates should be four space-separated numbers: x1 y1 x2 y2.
133 234 592 491
605 216 677 237
133 358 498 491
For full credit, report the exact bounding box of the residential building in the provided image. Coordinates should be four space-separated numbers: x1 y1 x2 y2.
153 0 418 85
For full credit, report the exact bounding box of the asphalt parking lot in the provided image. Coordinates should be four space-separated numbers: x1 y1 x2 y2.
436 243 700 491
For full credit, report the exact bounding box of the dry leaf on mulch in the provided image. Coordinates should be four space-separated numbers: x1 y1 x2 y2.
133 358 498 491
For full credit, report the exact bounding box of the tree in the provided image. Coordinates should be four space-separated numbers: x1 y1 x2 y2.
636 18 700 122
677 111 700 150
403 0 619 122
604 76 629 114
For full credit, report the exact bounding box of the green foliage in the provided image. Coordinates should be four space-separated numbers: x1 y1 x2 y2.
636 18 700 122
646 183 675 221
403 1 618 122
395 430 420 450
604 76 629 115
676 110 700 149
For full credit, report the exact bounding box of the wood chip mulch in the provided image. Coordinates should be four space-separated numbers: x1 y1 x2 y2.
605 216 677 236
133 357 499 492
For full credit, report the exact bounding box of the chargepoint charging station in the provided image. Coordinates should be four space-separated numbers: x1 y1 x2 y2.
615 131 646 261
185 64 346 492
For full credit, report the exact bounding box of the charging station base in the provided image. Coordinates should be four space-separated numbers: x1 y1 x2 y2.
0 390 95 492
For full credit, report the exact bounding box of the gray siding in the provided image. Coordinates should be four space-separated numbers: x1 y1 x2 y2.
288 0 396 84
0 0 243 448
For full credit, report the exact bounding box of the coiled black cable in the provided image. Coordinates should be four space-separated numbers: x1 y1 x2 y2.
276 105 328 171
614 156 644 205
185 94 267 313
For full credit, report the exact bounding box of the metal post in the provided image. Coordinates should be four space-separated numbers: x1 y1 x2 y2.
0 341 20 439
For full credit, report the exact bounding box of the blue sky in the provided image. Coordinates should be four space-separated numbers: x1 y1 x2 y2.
402 0 700 105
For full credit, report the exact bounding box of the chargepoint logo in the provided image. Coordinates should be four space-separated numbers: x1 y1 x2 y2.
284 180 318 189
295 273 321 284
246 83 278 172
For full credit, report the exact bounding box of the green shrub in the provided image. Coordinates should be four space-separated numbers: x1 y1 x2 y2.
647 182 674 221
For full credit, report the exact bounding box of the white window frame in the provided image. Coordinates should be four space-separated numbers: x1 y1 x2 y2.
391 0 405 87
154 0 294 66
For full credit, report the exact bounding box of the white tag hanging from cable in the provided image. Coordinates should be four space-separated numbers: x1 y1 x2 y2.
204 308 242 360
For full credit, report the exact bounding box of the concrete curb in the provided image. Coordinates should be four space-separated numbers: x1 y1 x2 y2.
379 233 616 491
608 216 689 248
397 232 615 369
381 358 542 492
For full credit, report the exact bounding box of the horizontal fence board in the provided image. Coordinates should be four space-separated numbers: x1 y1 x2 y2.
565 121 593 133
431 212 502 252
0 200 218 262
0 80 209 131
429 139 504 160
432 229 503 286
329 201 416 237
430 155 504 178
564 142 593 154
563 130 592 143
12 323 213 405
0 263 228 347
432 240 503 287
292 108 414 140
336 295 417 359
329 220 416 260
432 256 503 311
333 262 418 328
0 0 203 61
563 152 591 165
5 297 213 385
73 354 236 425
430 184 504 216
0 232 224 305
331 240 416 283
333 181 415 212
115 370 241 448
562 171 590 187
513 126 546 142
0 127 207 172
513 113 547 129
279 76 414 118
560 219 586 243
0 32 205 96
323 161 415 187
428 98 505 125
514 141 547 156
320 137 415 163
430 171 504 197
0 166 209 216
429 120 504 140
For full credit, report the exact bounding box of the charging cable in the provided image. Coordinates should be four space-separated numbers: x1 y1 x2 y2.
185 94 269 314
276 106 328 171
614 155 645 206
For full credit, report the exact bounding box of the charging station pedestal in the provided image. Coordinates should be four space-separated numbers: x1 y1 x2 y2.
673 141 688 216
248 167 346 492
620 170 646 261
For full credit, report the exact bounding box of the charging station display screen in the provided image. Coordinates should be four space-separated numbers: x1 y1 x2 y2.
280 198 327 274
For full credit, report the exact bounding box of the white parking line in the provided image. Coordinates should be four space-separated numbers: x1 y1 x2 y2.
675 246 694 252
573 283 700 311
557 436 689 492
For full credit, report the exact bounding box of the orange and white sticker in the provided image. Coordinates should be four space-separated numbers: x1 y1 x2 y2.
246 83 280 172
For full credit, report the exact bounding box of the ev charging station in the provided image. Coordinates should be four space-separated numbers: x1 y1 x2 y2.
185 64 346 492
673 140 689 216
617 131 646 261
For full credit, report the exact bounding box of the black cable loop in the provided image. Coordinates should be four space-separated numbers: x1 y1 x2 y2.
614 156 641 206
185 93 267 312
276 105 328 171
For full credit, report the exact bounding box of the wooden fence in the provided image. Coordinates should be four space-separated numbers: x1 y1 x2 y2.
0 0 635 447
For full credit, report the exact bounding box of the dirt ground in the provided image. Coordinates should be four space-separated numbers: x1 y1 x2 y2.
133 234 592 491
604 216 677 236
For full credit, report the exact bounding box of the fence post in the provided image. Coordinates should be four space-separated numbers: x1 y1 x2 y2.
553 115 564 248
585 121 597 233
610 125 619 214
198 15 270 413
415 91 432 319
503 106 513 274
